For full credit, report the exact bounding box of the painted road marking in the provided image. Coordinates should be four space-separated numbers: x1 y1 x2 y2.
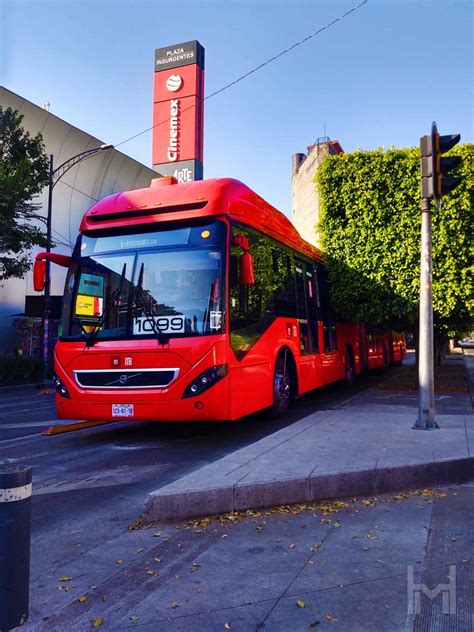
0 421 64 429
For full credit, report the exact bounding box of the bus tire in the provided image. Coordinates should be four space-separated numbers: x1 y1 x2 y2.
271 350 293 418
345 348 355 387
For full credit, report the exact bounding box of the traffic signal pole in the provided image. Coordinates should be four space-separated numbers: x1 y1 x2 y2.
414 195 438 429
415 121 461 430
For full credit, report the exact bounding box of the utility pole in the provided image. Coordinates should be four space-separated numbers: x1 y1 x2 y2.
42 155 53 379
40 144 114 380
414 122 461 429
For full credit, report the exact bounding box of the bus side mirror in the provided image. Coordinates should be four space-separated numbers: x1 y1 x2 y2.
240 252 255 286
33 259 46 292
232 234 255 286
33 252 72 292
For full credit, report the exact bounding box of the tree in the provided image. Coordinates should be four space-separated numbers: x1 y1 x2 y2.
0 106 50 281
316 144 473 361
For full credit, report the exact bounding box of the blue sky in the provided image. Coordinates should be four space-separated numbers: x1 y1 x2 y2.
1 0 472 216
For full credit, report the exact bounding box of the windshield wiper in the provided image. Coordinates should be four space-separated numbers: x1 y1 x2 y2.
85 262 126 347
133 262 169 345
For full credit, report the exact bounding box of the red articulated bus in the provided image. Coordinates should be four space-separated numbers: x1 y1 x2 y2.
34 177 405 426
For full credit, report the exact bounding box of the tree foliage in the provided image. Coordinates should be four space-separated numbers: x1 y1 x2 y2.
316 144 473 336
0 107 49 281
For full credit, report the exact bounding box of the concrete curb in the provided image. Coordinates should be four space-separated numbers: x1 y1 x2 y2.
144 456 474 522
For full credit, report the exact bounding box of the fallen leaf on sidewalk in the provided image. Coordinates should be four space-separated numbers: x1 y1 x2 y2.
451 536 457 542
91 618 103 628
171 601 179 609
224 623 231 629
78 596 87 603
366 534 378 540
296 600 305 608
325 614 338 622
288 544 296 549
136 548 144 553
154 558 161 563
59 577 72 582
130 616 139 624
116 560 123 564
153 531 163 537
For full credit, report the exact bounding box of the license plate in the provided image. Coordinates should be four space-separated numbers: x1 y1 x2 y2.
112 404 134 418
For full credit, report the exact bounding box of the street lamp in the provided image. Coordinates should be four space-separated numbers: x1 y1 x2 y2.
42 144 114 377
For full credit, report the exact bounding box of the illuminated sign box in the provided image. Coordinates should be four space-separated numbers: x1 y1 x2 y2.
152 40 204 182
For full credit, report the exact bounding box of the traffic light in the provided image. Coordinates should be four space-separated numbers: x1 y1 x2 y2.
420 122 461 200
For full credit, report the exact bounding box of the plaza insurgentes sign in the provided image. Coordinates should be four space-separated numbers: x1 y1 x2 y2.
152 41 205 182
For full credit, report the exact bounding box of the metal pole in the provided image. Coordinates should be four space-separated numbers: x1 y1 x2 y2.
414 196 438 429
0 465 32 631
42 154 53 380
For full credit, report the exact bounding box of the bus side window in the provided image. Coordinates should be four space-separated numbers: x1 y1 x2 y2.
273 248 297 318
229 226 276 359
306 264 319 353
317 263 337 352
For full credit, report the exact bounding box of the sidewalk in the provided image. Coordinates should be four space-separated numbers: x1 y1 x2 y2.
145 354 474 521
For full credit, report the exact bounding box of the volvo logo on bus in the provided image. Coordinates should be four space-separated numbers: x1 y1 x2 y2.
166 74 182 92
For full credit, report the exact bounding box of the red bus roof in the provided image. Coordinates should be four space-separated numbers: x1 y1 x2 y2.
80 177 323 262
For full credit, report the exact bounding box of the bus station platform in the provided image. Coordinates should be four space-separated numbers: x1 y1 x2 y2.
145 353 474 521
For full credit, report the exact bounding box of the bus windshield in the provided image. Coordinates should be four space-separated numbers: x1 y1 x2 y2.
60 221 226 342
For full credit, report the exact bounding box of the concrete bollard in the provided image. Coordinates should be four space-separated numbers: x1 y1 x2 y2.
0 466 32 632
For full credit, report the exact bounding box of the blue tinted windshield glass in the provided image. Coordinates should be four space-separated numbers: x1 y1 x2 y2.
60 221 226 342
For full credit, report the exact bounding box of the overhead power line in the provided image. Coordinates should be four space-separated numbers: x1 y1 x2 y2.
115 0 368 149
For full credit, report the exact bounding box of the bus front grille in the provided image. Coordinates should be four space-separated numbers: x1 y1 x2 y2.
73 368 179 389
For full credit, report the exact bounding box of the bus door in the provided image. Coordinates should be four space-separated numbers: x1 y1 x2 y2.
295 260 321 392
316 263 342 384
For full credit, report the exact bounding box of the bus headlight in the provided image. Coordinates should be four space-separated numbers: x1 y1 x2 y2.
182 365 228 399
53 373 70 399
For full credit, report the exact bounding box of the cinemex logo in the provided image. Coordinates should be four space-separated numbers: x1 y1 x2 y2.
167 99 179 162
166 74 182 92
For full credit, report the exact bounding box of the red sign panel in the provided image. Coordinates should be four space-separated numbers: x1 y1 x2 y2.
152 41 204 179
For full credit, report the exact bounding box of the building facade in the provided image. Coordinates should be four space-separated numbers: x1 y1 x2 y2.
0 87 157 354
291 137 343 248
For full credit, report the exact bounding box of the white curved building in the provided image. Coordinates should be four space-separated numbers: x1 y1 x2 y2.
0 86 157 354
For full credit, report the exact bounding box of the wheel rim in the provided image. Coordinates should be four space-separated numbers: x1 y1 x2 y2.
274 368 290 410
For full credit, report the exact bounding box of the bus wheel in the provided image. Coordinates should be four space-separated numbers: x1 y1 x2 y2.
345 349 355 387
272 351 292 418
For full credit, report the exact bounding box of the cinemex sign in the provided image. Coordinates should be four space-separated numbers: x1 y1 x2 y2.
152 41 205 181
167 98 179 162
